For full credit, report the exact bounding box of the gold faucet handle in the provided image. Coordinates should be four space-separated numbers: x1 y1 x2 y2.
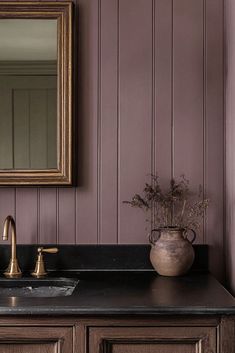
31 247 59 278
39 247 59 254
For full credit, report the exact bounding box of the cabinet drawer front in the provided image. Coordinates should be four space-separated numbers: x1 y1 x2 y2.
89 326 217 353
0 326 73 353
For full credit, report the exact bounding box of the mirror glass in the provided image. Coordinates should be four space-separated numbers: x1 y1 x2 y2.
0 19 57 170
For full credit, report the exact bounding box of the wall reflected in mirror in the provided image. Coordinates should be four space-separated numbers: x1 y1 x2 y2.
0 19 58 170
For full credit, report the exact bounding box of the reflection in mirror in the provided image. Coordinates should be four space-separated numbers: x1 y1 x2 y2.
0 19 57 170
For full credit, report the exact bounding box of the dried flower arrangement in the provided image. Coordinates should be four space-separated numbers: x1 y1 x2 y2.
123 174 209 232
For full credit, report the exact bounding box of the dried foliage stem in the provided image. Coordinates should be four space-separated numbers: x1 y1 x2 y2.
123 174 209 235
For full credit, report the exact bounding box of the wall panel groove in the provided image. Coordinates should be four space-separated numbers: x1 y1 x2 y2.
37 188 40 243
151 0 156 176
97 0 102 244
56 188 59 244
202 0 207 244
226 0 235 292
117 0 120 244
171 0 174 180
151 0 156 229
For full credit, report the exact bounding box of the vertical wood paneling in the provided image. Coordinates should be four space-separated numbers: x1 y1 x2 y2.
173 0 204 243
15 188 38 244
99 0 118 243
154 0 172 180
58 189 76 244
39 188 57 244
0 86 13 169
0 0 225 284
226 0 235 293
119 0 153 244
30 90 47 169
14 90 30 168
47 89 57 168
206 0 224 282
75 0 98 244
0 189 15 244
1 77 57 170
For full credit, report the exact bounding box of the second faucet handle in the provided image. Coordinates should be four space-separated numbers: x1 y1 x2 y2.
39 247 58 255
31 247 59 278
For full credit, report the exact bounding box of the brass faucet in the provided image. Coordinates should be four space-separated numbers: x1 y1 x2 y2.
31 247 58 278
2 215 22 278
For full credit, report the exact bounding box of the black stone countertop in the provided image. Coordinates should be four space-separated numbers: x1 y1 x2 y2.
0 271 234 316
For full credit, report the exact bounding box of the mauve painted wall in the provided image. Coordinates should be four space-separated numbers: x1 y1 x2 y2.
226 0 235 294
0 0 225 280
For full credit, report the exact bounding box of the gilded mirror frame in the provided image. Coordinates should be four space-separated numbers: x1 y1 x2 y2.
0 1 73 185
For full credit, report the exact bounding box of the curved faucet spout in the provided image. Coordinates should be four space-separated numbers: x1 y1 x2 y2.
3 215 16 257
2 215 22 278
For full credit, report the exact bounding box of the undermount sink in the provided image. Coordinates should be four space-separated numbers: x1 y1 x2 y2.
0 277 79 298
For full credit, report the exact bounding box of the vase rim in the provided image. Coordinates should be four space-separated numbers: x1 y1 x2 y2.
154 226 186 231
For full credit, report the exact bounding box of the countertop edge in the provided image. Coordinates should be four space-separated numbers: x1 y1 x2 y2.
0 307 234 316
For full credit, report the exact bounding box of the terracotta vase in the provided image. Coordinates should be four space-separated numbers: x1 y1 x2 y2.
149 227 196 276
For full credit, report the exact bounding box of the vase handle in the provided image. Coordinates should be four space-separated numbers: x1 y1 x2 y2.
149 229 161 245
184 228 196 243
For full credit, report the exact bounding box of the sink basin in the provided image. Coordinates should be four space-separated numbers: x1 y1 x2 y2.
0 277 79 298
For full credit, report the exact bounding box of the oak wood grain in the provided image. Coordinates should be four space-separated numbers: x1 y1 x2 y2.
0 315 232 353
0 326 73 353
88 326 217 353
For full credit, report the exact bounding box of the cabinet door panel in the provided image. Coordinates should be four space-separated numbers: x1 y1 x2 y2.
0 342 55 353
89 326 217 353
112 343 195 353
0 326 73 353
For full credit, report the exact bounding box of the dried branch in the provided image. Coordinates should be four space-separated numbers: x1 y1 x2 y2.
123 174 209 233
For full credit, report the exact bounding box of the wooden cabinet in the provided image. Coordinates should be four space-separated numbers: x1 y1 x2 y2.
88 326 217 353
0 326 73 353
0 316 233 353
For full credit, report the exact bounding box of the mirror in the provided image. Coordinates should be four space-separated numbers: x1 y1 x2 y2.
0 2 73 185
0 19 57 170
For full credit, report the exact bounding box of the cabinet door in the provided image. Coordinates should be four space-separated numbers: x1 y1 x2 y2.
89 326 217 353
0 326 72 353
